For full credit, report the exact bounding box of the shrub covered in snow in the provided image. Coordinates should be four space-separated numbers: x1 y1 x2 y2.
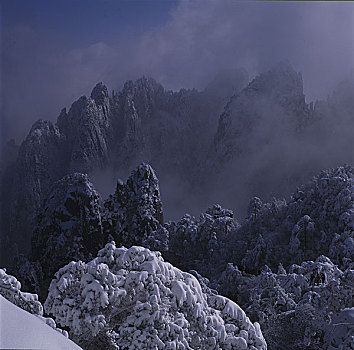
218 256 354 350
45 242 267 350
232 165 354 272
0 267 43 315
167 204 238 278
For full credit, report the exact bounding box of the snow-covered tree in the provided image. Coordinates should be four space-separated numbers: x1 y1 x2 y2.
217 256 353 350
0 268 43 315
232 165 354 271
167 204 238 278
45 242 267 350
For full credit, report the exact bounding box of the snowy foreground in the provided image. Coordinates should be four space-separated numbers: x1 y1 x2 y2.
45 243 267 349
0 295 82 350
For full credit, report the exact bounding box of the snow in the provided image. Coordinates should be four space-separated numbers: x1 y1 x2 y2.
324 308 354 349
45 242 267 349
0 296 82 350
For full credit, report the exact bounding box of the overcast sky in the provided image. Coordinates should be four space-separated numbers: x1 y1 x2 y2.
1 0 353 143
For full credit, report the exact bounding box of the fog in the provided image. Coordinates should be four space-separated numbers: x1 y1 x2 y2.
1 1 353 142
1 0 353 222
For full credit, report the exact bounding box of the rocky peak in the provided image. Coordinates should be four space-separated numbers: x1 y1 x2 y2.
121 76 163 97
31 172 105 299
90 82 109 106
68 96 90 119
35 172 100 217
18 119 65 178
27 119 61 141
58 91 110 173
9 118 67 254
103 163 164 248
56 108 68 134
214 61 312 161
118 77 164 121
246 60 305 108
126 162 159 195
127 163 163 226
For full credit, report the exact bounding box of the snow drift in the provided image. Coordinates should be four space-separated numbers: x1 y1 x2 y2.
0 296 82 350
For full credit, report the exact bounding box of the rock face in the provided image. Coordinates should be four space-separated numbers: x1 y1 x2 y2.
57 82 111 173
30 173 105 299
103 163 166 251
2 61 353 268
8 120 67 255
5 83 111 258
44 242 267 350
2 78 227 262
108 76 223 176
13 163 167 301
214 60 313 163
109 77 164 169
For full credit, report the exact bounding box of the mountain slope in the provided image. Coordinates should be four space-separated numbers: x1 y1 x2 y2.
0 296 82 350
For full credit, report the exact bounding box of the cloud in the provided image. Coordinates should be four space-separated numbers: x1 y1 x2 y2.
1 0 353 143
136 0 353 97
1 0 353 228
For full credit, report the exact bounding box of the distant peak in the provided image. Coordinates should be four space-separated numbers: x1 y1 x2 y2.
133 162 158 182
28 119 58 139
90 82 109 106
268 60 302 83
246 60 303 99
122 77 163 95
30 119 53 131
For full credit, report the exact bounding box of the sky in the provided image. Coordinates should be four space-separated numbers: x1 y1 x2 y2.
0 0 353 143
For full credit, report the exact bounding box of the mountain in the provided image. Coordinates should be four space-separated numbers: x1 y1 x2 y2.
6 120 67 257
103 163 167 251
214 60 313 162
3 162 353 349
209 62 353 216
13 163 168 301
1 61 353 268
1 76 232 263
28 173 104 299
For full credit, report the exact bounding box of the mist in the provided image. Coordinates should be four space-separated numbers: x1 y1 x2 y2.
211 85 354 220
1 0 353 143
1 0 353 224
